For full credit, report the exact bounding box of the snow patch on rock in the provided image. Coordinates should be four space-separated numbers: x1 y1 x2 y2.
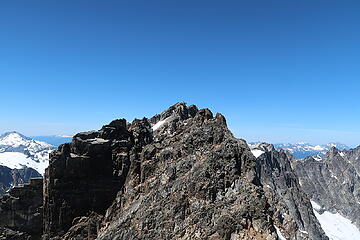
251 149 265 158
152 118 169 131
275 226 286 240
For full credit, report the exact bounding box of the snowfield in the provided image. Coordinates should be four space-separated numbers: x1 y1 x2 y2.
0 152 50 174
311 201 360 240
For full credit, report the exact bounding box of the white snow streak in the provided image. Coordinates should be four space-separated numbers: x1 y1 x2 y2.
152 118 168 131
275 226 286 240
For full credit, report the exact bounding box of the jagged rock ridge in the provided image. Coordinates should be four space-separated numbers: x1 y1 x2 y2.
250 143 328 240
293 146 360 230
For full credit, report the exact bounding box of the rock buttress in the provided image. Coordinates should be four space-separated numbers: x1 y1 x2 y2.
43 118 144 239
0 177 43 240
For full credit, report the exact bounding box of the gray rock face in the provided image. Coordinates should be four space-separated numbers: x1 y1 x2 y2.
43 120 132 239
0 178 43 240
250 143 328 240
293 146 360 229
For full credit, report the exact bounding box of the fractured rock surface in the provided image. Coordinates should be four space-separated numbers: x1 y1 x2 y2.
250 143 328 240
293 146 360 229
0 178 43 240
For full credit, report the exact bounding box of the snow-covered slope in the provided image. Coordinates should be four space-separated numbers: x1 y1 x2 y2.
273 142 349 159
0 132 55 174
311 201 360 240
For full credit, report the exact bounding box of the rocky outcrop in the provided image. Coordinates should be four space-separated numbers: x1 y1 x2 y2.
42 119 132 239
0 227 32 240
0 178 43 239
293 146 360 229
0 166 41 195
250 143 328 240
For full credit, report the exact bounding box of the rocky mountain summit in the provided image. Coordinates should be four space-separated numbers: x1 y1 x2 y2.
44 103 282 239
0 103 345 239
293 146 360 231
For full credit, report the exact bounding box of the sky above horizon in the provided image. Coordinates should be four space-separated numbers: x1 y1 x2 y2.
1 1 359 146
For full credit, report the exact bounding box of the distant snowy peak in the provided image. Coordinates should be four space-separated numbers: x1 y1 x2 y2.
0 132 53 151
273 142 349 159
0 131 30 140
0 132 55 174
31 135 73 147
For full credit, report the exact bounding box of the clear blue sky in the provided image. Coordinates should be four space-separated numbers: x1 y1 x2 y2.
1 1 359 146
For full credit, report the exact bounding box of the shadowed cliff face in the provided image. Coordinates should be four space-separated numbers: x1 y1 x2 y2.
293 146 360 229
0 178 43 240
43 119 133 238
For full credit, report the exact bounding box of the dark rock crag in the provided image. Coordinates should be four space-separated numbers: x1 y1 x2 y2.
0 177 43 240
250 143 328 240
293 146 360 229
0 166 41 195
42 119 132 239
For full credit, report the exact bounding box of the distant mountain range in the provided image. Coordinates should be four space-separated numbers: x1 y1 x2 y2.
274 142 350 159
251 142 350 159
31 135 72 147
